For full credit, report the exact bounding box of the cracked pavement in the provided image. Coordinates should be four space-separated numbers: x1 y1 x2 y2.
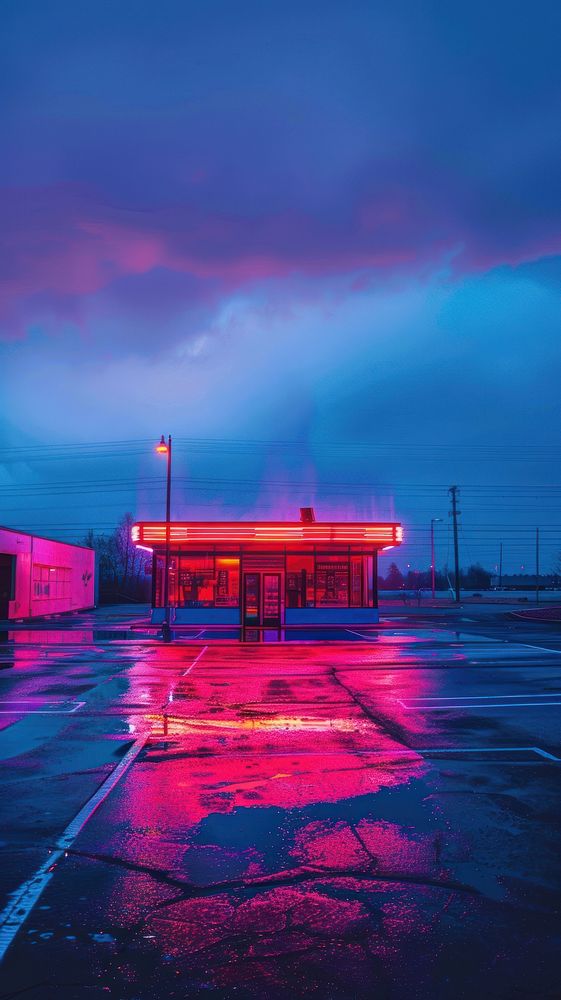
0 606 560 998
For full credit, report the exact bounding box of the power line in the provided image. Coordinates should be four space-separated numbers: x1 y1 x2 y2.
3 434 561 459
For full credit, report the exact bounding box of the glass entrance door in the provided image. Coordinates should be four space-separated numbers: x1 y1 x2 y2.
262 573 281 626
243 573 260 626
243 572 282 627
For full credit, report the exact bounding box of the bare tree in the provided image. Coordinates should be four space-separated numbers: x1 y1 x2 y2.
83 513 150 603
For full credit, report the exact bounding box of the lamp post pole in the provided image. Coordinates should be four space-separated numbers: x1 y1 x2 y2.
156 435 172 641
431 518 442 601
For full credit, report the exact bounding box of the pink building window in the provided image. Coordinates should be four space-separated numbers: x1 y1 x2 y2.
33 565 72 599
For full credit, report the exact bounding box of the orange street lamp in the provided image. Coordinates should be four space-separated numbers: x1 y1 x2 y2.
156 434 172 640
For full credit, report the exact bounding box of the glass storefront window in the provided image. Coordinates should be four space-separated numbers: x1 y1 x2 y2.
154 555 163 607
214 557 240 607
286 555 314 608
350 555 362 607
155 553 241 608
315 554 349 607
286 551 376 609
365 554 374 607
177 554 214 607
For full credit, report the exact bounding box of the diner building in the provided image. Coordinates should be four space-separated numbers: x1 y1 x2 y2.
132 511 402 630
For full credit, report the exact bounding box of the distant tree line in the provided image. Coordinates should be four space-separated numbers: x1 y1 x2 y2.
83 513 151 604
379 562 492 591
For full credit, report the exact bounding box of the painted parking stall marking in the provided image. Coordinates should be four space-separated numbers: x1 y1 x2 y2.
148 745 560 762
182 644 209 676
0 699 85 714
400 693 561 710
0 642 209 962
0 734 148 961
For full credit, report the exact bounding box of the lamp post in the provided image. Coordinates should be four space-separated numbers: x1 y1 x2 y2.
431 518 442 601
156 435 172 640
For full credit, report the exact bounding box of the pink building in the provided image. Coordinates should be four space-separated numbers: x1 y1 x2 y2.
0 527 95 621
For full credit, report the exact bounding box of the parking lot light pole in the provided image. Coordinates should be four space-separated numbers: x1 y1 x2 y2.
431 518 442 600
156 435 172 641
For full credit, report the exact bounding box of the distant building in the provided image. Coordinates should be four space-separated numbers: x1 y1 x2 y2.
491 573 559 590
132 511 402 633
0 527 95 621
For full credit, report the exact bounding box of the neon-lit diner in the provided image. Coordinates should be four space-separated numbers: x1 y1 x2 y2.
132 509 402 633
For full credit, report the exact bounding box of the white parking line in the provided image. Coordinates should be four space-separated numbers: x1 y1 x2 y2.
471 634 561 655
418 746 560 761
182 644 209 676
0 733 147 962
345 629 378 641
517 642 561 654
164 745 560 762
404 693 561 701
0 700 85 715
0 648 210 962
401 701 561 710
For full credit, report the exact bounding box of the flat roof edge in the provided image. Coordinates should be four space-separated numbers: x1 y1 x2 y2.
0 525 94 551
133 520 402 527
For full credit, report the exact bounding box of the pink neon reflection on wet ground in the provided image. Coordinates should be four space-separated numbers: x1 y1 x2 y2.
2 619 558 999
80 636 450 997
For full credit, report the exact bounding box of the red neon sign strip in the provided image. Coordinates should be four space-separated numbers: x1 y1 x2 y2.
133 521 403 547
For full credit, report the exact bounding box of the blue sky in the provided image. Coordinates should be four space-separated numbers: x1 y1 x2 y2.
1 0 560 572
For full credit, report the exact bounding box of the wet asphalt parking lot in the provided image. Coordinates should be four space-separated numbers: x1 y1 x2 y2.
0 604 560 999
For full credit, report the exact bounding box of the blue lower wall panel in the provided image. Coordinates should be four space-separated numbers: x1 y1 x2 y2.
285 608 379 625
150 607 379 626
151 608 240 625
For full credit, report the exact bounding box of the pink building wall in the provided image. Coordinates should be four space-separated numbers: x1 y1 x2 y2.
0 528 95 620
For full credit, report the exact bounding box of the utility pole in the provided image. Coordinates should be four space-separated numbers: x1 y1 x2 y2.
536 527 540 605
499 542 503 590
431 518 442 601
449 486 461 603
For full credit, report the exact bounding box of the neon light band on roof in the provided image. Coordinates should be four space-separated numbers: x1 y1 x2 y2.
132 521 403 547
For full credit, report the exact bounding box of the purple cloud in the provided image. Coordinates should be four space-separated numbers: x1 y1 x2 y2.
3 161 561 343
